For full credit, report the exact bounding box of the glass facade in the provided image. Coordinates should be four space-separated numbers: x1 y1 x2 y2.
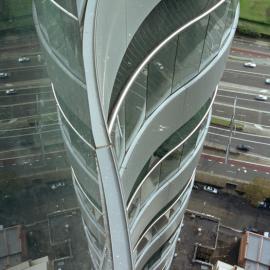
110 0 237 167
34 1 112 269
134 176 193 259
32 0 238 269
127 99 211 222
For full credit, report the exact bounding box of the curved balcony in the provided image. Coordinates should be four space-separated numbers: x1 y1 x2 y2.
108 0 238 167
141 227 180 270
133 171 194 261
126 87 216 224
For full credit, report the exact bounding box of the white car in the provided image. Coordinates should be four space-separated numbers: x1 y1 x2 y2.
18 56 30 63
5 89 16 95
243 62 256 68
0 72 9 79
265 78 270 84
255 94 268 101
203 185 218 194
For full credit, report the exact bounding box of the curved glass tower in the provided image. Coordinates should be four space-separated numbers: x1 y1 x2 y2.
33 0 239 269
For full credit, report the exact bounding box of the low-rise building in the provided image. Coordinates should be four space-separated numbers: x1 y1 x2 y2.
238 231 270 270
214 260 243 270
0 225 27 269
7 257 52 270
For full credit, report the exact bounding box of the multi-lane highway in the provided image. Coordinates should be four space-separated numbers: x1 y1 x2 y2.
213 85 270 126
199 35 270 184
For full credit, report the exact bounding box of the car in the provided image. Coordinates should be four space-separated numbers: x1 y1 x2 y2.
5 89 16 95
265 78 270 84
18 56 30 63
255 94 268 101
0 72 9 79
203 185 218 194
243 62 256 68
236 144 251 152
49 181 66 190
257 199 270 209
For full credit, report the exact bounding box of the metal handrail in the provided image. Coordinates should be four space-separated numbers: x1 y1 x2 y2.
127 85 217 211
133 170 195 252
49 0 78 21
108 0 226 134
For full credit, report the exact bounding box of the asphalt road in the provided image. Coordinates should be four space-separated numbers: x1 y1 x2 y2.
232 35 270 55
207 126 270 158
200 36 270 184
189 188 270 231
0 85 51 96
222 62 270 89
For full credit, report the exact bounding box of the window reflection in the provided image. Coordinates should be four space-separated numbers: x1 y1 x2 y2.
111 1 237 164
127 98 211 223
173 16 209 90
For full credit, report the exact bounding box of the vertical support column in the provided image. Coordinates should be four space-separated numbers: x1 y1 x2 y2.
82 1 133 269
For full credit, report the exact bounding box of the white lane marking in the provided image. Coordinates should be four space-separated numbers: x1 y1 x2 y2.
215 102 270 114
253 169 258 172
224 68 269 77
238 114 247 117
218 86 270 96
217 94 269 104
215 109 225 113
0 64 46 72
209 125 270 139
207 131 270 146
0 98 55 108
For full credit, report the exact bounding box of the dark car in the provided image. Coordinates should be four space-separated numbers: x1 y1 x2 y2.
236 144 251 152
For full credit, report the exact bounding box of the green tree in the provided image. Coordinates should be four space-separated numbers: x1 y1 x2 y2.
243 178 270 206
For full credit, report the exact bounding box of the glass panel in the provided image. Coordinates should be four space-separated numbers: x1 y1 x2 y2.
83 214 106 253
159 146 183 183
36 0 84 79
222 0 236 46
151 214 169 237
128 190 142 221
200 2 230 69
146 38 177 115
181 129 200 161
75 183 104 228
45 51 93 145
125 69 147 147
140 163 161 206
71 158 101 210
173 16 209 91
60 113 96 172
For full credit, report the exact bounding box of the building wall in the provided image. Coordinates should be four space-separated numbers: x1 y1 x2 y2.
33 0 239 269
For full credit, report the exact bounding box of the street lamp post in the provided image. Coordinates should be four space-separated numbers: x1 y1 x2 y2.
225 96 237 164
